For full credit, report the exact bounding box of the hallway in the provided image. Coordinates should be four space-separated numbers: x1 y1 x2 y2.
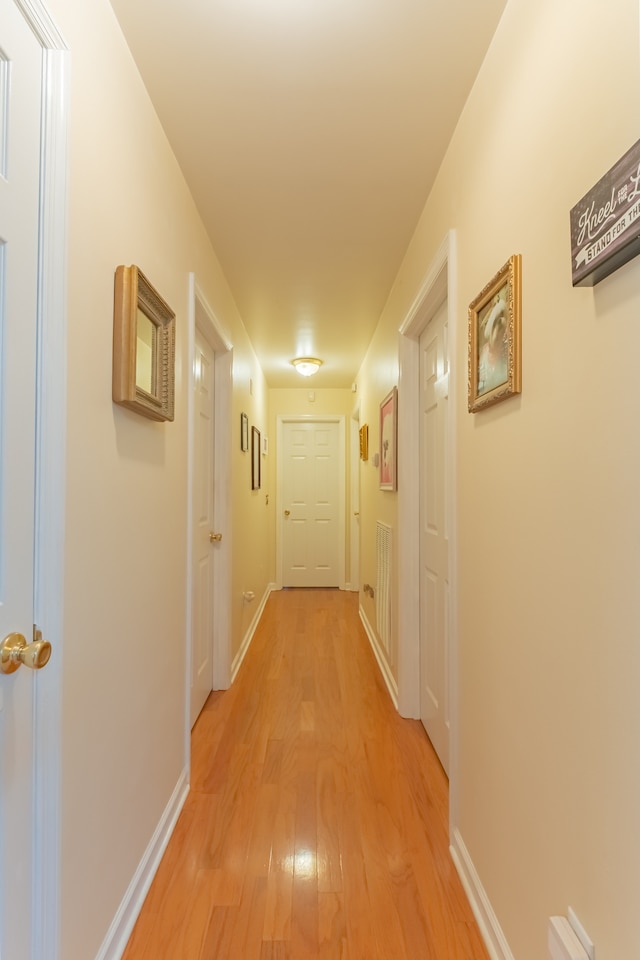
122 589 489 959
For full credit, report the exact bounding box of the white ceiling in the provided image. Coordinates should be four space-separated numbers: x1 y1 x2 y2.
109 0 507 388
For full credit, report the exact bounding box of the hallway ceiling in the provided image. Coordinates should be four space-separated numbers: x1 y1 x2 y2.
109 0 507 388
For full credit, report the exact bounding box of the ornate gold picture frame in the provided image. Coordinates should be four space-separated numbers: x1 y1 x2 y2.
359 424 369 461
113 265 176 421
468 254 521 413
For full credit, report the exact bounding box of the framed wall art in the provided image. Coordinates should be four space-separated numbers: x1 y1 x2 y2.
570 138 640 286
241 412 249 451
113 265 176 421
468 254 522 413
251 426 261 490
379 388 397 491
359 424 369 461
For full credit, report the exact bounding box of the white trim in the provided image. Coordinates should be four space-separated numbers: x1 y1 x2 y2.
24 3 69 959
186 276 233 751
212 346 232 690
358 604 398 709
397 332 420 714
14 0 65 44
397 230 460 827
349 405 360 592
275 415 346 590
230 582 275 681
450 829 515 960
94 772 190 960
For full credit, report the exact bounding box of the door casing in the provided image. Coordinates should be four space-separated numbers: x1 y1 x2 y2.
349 404 360 592
397 231 458 825
418 299 450 774
190 330 216 726
7 3 70 958
185 278 233 758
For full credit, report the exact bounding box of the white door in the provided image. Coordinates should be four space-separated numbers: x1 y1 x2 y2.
419 300 450 774
349 415 360 591
281 420 342 588
0 3 49 957
190 332 216 726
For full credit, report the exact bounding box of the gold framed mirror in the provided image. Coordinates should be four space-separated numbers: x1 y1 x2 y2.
113 265 176 421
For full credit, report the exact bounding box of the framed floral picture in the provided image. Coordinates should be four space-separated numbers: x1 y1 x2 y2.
468 254 522 413
379 387 397 491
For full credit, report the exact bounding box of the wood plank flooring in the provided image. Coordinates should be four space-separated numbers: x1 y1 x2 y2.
122 589 489 959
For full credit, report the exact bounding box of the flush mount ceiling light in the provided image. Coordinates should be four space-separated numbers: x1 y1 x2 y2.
292 357 322 377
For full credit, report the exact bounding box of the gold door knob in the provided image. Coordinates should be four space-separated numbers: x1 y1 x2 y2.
284 510 290 516
0 632 52 674
209 532 222 543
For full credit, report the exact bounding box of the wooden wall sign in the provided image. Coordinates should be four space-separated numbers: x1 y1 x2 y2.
570 139 640 286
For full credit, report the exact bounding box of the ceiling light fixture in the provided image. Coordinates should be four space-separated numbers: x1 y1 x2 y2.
292 357 322 377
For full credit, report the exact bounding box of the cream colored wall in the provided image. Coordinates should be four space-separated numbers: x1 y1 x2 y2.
232 354 270 660
48 1 269 957
43 0 640 956
268 388 356 587
354 327 399 669
357 0 640 957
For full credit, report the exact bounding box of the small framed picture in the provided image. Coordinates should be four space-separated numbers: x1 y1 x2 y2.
468 254 522 413
240 412 249 451
379 388 397 491
251 426 261 490
359 424 368 461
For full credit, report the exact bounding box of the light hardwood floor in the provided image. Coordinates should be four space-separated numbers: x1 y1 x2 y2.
122 588 489 959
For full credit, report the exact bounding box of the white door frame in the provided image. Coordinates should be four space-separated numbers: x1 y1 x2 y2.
275 415 346 590
23 2 69 958
397 231 458 819
185 278 233 754
349 403 360 592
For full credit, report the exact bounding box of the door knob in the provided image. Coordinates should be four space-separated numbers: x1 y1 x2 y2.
0 631 51 674
284 510 290 516
354 511 360 517
209 532 222 543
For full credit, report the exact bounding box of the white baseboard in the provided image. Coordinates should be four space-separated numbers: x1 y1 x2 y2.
95 770 190 960
450 828 515 960
359 604 399 709
231 582 275 682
